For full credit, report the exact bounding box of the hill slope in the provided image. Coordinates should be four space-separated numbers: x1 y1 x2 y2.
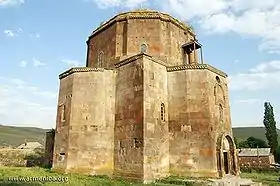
232 127 280 142
0 125 279 148
0 125 49 148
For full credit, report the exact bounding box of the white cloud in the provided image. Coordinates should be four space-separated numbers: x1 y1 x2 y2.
249 61 280 73
19 61 27 68
0 77 57 129
163 0 229 20
234 59 239 64
4 30 17 37
0 0 25 7
3 28 23 37
162 0 280 53
234 99 262 105
61 59 81 67
85 0 280 52
30 33 40 38
17 28 23 33
87 0 148 9
229 60 280 91
33 58 46 67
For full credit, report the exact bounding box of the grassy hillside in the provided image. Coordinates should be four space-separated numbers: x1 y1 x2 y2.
233 127 280 143
0 124 279 148
0 125 49 148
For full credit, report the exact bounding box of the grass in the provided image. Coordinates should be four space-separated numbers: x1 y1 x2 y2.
0 167 192 186
1 166 279 185
241 172 280 186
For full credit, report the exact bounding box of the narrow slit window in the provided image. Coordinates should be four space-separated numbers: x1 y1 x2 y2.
61 105 66 122
219 104 223 122
161 103 165 121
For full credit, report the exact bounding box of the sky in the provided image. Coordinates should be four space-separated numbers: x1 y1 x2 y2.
1 0 280 129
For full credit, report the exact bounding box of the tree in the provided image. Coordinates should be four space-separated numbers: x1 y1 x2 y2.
238 137 268 148
246 137 268 148
239 140 249 148
234 137 239 148
276 146 280 163
263 102 278 159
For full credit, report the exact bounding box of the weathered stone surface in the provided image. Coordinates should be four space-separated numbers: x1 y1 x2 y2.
45 130 55 167
209 175 262 186
52 9 239 183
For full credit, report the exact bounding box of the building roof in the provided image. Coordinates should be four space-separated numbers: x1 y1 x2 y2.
88 9 194 39
238 148 271 157
17 142 43 150
59 53 228 79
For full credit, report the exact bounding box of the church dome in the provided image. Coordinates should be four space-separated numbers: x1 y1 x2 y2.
89 9 194 38
86 9 197 68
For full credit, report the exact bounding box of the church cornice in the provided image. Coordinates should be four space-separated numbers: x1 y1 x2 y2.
115 53 166 68
167 64 228 77
87 10 194 41
59 67 105 79
59 55 227 79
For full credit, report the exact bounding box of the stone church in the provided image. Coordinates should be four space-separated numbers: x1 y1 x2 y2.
52 9 239 183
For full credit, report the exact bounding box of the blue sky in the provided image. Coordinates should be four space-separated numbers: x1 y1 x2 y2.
1 0 280 129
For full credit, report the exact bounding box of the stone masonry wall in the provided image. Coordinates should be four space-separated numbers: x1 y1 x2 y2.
168 69 219 178
65 70 115 175
114 58 144 180
0 149 28 167
87 24 117 68
45 130 55 167
126 19 161 58
143 57 169 183
207 73 232 137
239 156 274 168
53 74 74 171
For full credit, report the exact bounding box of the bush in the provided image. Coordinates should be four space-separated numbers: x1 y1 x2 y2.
240 166 279 174
25 148 47 167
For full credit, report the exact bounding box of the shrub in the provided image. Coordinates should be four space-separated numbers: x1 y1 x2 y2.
240 166 279 174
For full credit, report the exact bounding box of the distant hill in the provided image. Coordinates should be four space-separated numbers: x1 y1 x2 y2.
0 125 50 148
0 125 279 148
233 127 280 143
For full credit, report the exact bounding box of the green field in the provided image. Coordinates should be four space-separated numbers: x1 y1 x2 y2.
0 167 202 186
241 172 280 186
0 167 279 186
0 167 155 186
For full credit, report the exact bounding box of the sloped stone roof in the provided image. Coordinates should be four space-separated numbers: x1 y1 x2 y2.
17 142 43 150
238 148 271 157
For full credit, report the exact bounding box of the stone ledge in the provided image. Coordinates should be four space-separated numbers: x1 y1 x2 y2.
114 53 166 68
59 67 105 79
59 56 227 79
167 64 228 78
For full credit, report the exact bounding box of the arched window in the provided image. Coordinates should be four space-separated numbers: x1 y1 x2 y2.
160 103 165 121
140 43 147 53
97 51 104 67
216 76 221 83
